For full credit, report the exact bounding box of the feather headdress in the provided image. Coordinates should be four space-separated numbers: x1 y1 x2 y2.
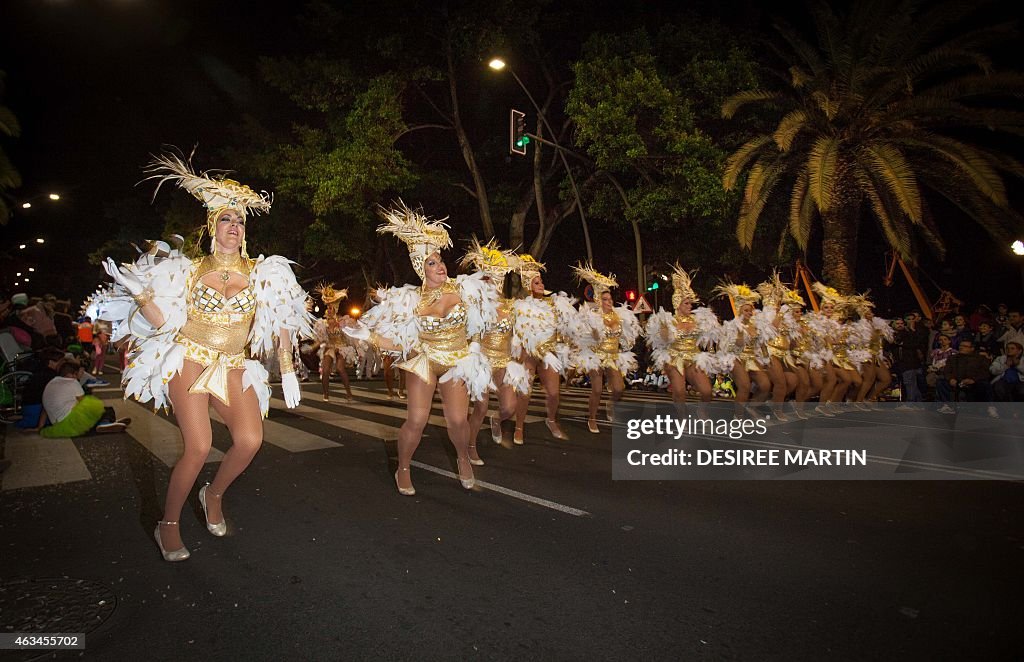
460 237 518 280
376 200 453 280
844 291 874 317
812 282 846 308
714 280 760 308
517 253 546 286
315 282 348 305
572 262 618 300
670 263 700 308
757 270 804 308
142 147 272 231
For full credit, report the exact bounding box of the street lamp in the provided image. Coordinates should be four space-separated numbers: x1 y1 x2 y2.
48 193 60 201
488 56 593 262
18 244 26 249
36 238 44 244
1012 240 1024 256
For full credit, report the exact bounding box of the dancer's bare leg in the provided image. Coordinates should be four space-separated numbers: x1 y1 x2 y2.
588 369 604 429
161 361 214 550
206 368 265 526
438 378 474 484
320 355 334 400
395 373 434 492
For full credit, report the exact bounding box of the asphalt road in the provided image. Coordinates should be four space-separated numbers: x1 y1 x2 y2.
2 374 1022 661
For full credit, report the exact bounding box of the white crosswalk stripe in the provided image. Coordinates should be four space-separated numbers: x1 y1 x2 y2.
3 378 664 490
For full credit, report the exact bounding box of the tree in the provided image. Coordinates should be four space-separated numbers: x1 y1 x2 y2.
722 0 1024 293
567 20 763 289
0 69 21 224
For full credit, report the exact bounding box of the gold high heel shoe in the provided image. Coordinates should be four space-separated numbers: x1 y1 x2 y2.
198 484 226 537
513 427 524 445
394 468 415 496
545 419 569 440
456 456 475 489
154 521 190 562
587 419 599 434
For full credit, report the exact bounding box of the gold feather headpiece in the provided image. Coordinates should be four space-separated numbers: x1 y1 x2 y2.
670 263 700 308
517 253 546 286
377 200 452 280
460 237 518 281
142 147 272 256
714 280 761 308
572 262 618 300
315 282 348 305
757 270 804 308
812 282 846 308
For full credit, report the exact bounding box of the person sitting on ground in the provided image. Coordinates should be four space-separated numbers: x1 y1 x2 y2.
17 347 66 429
35 360 130 437
937 339 992 410
990 341 1024 402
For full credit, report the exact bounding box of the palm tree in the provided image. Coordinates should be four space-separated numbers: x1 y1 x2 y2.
721 0 1024 293
0 69 22 225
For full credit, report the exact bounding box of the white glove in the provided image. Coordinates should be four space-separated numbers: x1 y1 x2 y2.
343 324 371 341
282 372 301 408
103 258 145 297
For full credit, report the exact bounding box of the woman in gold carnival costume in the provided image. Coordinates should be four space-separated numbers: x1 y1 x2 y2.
754 272 804 421
644 265 720 417
849 293 893 409
808 283 848 415
715 282 778 417
100 149 313 561
345 202 496 495
775 282 821 419
311 283 355 402
461 239 530 463
815 283 863 410
571 263 641 434
512 254 577 442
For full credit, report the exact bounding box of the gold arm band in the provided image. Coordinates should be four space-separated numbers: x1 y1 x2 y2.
133 288 154 309
278 346 295 374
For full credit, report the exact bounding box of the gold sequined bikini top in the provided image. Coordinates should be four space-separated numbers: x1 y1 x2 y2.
603 311 622 338
188 282 257 316
417 302 468 333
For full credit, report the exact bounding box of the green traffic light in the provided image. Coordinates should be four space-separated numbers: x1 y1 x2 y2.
650 282 659 290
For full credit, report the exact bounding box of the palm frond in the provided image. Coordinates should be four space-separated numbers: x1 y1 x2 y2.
788 168 816 249
737 159 785 248
903 134 1008 207
855 164 914 261
723 135 773 191
0 106 19 138
860 143 922 222
807 135 839 212
773 109 811 152
721 91 784 120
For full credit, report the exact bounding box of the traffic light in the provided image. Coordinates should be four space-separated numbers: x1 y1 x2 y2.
626 290 637 302
510 109 529 155
646 281 660 292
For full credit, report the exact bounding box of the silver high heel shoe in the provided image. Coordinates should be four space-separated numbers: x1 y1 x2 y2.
456 457 475 489
154 521 190 562
468 444 485 466
490 414 503 444
198 484 227 537
395 468 415 496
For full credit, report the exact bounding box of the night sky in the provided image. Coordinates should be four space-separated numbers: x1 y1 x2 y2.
2 0 1023 312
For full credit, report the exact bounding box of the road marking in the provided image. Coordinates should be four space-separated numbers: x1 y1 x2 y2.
270 398 398 440
322 385 548 423
209 409 341 452
104 397 225 467
2 437 92 491
409 460 590 517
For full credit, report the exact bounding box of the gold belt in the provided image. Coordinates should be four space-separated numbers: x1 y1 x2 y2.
176 316 252 406
180 316 251 355
599 335 620 353
398 324 469 383
480 329 512 367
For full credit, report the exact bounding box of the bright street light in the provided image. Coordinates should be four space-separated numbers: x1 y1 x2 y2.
28 268 34 272
1012 240 1024 256
16 272 21 277
488 58 506 71
23 278 29 282
18 244 26 249
48 193 60 201
36 238 45 244
22 202 31 209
